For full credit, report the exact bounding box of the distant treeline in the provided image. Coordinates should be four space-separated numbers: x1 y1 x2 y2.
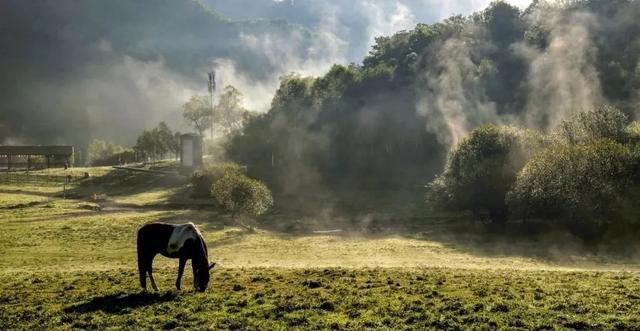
87 122 179 166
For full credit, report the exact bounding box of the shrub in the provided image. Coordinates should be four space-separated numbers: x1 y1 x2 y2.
507 139 640 239
554 105 630 144
190 163 244 198
211 171 273 229
427 125 547 224
627 121 640 144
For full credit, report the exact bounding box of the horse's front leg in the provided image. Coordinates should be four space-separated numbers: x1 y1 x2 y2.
176 257 187 291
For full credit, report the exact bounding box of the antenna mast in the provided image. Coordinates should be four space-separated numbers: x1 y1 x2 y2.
208 71 216 140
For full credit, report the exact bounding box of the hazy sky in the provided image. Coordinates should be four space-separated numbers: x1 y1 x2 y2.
204 0 534 62
200 0 536 113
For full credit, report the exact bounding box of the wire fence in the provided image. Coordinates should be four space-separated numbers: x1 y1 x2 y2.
0 171 91 187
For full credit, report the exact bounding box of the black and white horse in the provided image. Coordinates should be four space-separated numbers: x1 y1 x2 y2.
137 222 215 292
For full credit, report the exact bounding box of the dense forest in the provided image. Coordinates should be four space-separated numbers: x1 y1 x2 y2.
225 0 640 238
227 0 640 188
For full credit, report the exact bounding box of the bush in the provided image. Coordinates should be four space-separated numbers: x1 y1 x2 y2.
554 105 630 144
190 163 244 198
507 139 640 239
211 172 273 228
627 121 640 144
427 125 547 224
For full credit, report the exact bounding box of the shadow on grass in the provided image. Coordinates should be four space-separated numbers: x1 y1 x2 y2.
66 169 189 204
0 188 57 198
64 292 178 314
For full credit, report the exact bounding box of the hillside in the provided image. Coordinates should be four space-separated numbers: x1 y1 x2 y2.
227 0 640 194
0 0 335 147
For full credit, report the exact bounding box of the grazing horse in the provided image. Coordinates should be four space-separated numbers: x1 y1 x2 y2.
137 222 215 292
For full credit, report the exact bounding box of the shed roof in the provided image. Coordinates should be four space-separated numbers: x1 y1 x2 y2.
0 146 74 156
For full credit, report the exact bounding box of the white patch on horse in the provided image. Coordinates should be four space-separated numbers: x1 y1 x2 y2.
167 223 201 254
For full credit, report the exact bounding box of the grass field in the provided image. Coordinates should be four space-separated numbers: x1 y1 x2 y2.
1 166 640 330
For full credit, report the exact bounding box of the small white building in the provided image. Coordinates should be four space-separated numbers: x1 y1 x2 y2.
180 134 202 170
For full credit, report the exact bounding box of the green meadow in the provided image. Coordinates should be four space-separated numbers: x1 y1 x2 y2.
1 167 639 330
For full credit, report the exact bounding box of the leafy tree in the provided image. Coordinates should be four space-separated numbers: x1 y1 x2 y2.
479 1 524 48
134 122 178 161
507 139 640 240
156 122 178 159
427 125 547 225
182 95 212 137
213 85 250 135
555 105 630 145
211 171 273 231
171 131 182 159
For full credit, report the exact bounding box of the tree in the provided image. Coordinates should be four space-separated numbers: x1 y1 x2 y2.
213 85 249 135
507 139 640 240
555 105 630 145
134 122 178 161
182 95 212 137
134 129 157 161
211 172 273 231
87 139 128 165
427 125 547 225
156 122 177 159
171 132 182 159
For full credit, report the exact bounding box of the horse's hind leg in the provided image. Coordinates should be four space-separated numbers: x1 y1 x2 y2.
137 249 156 292
137 252 148 291
139 268 147 291
148 265 159 292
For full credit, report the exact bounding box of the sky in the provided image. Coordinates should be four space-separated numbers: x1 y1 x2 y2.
204 0 534 63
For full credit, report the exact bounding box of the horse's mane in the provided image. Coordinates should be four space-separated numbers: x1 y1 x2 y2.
186 222 204 238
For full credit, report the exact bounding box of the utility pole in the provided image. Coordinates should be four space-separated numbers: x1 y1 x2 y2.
208 71 216 141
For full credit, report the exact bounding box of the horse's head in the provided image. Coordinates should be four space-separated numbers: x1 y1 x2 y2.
189 224 216 292
194 262 216 292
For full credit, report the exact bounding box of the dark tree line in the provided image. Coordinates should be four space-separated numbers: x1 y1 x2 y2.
86 122 181 165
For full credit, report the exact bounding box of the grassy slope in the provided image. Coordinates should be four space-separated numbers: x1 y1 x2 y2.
1 166 640 330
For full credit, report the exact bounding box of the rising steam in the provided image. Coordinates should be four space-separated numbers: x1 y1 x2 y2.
517 10 603 130
417 38 500 147
417 5 606 148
